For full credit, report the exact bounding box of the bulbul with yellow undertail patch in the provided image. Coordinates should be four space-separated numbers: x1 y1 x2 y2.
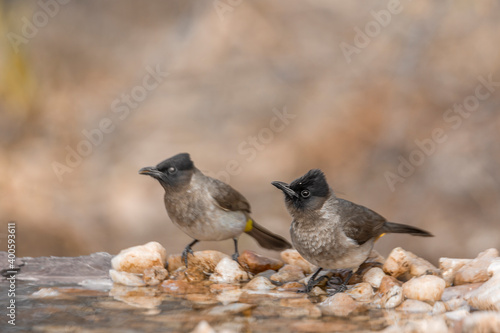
139 153 291 266
272 169 433 293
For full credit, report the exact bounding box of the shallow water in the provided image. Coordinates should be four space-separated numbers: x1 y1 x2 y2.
0 252 430 332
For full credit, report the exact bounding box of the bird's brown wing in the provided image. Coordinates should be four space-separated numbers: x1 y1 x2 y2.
206 177 251 213
337 199 386 245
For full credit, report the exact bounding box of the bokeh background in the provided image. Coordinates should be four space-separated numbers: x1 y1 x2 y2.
1 1 499 264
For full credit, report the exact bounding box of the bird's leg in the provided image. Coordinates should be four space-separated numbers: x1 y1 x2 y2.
231 238 240 262
300 267 327 293
182 239 199 267
327 270 354 295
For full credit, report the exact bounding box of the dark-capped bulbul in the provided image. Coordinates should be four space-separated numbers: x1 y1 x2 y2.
272 169 433 293
139 153 291 266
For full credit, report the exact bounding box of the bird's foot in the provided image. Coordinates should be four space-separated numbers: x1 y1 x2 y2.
326 282 348 295
300 275 329 293
325 270 353 295
181 246 195 267
231 252 240 262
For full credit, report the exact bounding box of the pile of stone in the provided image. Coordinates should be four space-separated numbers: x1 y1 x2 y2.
110 242 500 332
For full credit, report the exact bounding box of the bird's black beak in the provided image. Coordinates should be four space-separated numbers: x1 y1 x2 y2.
139 166 161 178
272 181 299 198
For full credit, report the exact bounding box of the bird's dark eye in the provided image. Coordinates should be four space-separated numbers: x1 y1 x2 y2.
301 190 310 198
167 166 177 174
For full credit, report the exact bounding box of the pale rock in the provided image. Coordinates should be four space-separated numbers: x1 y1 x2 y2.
209 283 241 294
375 275 404 309
319 293 359 317
188 251 230 273
216 288 243 305
169 251 232 282
191 321 216 333
345 282 374 302
362 267 386 289
379 284 404 309
238 250 284 274
277 282 304 292
383 247 437 279
206 303 254 316
439 257 472 286
454 248 499 285
383 247 412 278
444 308 470 321
408 256 440 277
462 311 500 333
431 301 447 315
279 298 322 318
441 283 483 301
210 257 249 283
381 318 448 333
402 275 445 302
465 273 500 310
161 280 207 294
32 288 61 298
280 249 316 274
243 276 275 290
396 299 433 313
109 284 162 309
166 253 184 272
143 266 168 286
270 264 305 284
487 258 500 275
443 297 469 311
378 275 402 294
111 242 167 274
309 286 327 296
109 269 145 287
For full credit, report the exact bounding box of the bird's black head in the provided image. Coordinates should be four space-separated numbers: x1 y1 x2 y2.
272 169 331 215
139 153 195 191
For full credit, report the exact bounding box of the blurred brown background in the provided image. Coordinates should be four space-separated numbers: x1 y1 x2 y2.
1 1 499 264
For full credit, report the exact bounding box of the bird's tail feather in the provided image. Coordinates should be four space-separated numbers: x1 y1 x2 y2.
245 220 292 251
382 222 433 237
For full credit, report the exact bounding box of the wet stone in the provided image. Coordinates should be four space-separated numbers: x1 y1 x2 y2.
439 257 472 287
396 299 433 313
383 247 413 278
465 272 500 311
362 267 386 289
402 275 445 303
143 266 169 286
345 282 374 302
280 249 316 274
270 264 305 284
444 308 470 321
454 248 499 285
243 276 276 290
319 293 360 317
109 269 146 287
238 250 284 274
166 253 184 273
277 281 304 292
111 241 167 274
383 247 438 279
209 257 250 283
378 275 402 294
441 283 483 301
462 311 500 333
205 303 254 316
160 279 208 294
382 317 448 333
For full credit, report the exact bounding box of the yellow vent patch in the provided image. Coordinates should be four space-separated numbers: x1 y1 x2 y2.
375 233 386 242
244 219 253 232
